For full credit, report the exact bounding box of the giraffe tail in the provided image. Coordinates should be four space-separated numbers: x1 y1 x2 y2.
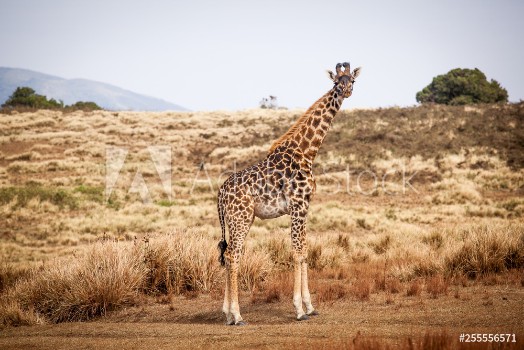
217 199 228 266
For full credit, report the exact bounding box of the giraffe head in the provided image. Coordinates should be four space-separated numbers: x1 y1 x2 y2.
327 62 361 98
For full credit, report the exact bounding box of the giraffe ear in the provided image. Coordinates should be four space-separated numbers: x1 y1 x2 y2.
327 70 337 82
352 67 362 79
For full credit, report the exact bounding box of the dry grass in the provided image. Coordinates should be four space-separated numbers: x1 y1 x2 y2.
0 263 29 294
350 278 372 301
134 228 276 297
239 249 273 292
0 299 44 328
431 178 483 205
1 221 522 325
1 106 522 269
5 241 146 323
250 270 294 304
143 229 272 294
444 223 524 277
0 105 523 328
425 275 449 299
0 228 276 325
144 231 222 294
406 279 422 297
315 281 349 303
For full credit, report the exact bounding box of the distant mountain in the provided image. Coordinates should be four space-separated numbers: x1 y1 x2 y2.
0 67 187 111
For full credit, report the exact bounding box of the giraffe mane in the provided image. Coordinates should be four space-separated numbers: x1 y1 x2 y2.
268 93 327 153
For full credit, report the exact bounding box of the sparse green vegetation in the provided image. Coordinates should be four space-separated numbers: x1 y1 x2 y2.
74 185 104 203
66 101 102 111
0 185 77 209
156 200 177 207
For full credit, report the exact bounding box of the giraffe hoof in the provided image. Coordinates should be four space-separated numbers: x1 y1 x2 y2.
297 314 309 321
234 320 247 326
307 310 319 316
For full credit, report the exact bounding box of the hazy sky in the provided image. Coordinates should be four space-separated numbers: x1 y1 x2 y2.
1 0 523 111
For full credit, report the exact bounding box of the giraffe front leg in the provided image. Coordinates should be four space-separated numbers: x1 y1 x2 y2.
301 260 318 316
293 254 308 320
290 199 312 321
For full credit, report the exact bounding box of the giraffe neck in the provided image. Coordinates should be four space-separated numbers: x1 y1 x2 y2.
291 87 344 162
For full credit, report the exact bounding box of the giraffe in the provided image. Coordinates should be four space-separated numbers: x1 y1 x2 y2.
217 62 361 325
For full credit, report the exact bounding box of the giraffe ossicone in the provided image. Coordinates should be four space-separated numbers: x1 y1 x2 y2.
217 62 361 325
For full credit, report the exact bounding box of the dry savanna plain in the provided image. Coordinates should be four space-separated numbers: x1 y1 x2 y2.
0 103 523 349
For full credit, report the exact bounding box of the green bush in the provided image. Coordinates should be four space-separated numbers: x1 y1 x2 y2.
1 87 102 111
66 101 102 111
2 87 63 109
416 68 508 105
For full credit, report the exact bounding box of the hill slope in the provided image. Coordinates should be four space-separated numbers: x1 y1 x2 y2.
0 106 522 344
0 67 187 111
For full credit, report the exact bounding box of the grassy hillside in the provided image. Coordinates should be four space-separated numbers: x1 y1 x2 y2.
326 104 524 170
0 103 523 328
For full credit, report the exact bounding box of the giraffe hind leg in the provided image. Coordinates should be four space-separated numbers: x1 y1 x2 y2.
223 221 251 326
222 264 234 325
224 249 246 325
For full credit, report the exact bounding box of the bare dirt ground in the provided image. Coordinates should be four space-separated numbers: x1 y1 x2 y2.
1 285 523 349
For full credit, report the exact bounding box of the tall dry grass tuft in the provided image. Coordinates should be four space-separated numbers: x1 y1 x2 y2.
251 271 293 304
422 231 444 250
0 300 45 328
431 178 483 205
425 275 449 299
0 263 30 293
369 235 391 255
307 243 323 270
144 232 222 294
11 242 147 323
315 281 349 303
406 279 422 297
386 277 402 294
0 229 276 324
144 230 273 294
444 224 524 278
239 250 273 292
412 331 453 350
263 237 293 268
351 278 372 301
394 222 523 281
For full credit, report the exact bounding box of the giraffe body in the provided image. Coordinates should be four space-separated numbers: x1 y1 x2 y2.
218 62 361 325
